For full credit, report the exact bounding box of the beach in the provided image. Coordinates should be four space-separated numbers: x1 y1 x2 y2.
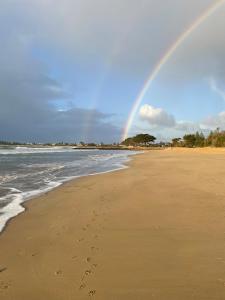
1 148 225 299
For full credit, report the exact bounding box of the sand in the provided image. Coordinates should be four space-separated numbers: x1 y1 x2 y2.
1 148 225 299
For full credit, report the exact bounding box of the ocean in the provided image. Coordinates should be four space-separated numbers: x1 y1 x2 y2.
0 146 137 232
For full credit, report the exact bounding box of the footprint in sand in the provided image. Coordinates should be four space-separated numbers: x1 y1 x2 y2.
88 290 96 296
0 281 10 290
0 267 7 273
81 270 92 281
86 258 97 269
54 270 62 275
79 283 86 290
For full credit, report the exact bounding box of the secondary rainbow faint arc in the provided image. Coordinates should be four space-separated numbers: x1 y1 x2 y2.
122 0 225 141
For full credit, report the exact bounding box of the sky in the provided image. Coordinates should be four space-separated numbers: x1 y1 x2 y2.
1 0 225 143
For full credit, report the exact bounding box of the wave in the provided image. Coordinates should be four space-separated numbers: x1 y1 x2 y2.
0 150 139 233
0 146 93 155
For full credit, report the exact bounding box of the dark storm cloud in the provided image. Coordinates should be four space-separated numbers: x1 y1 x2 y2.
0 3 120 143
0 106 119 143
0 51 119 143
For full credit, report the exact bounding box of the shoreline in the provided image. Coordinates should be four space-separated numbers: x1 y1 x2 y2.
2 148 225 299
1 162 128 235
0 150 141 235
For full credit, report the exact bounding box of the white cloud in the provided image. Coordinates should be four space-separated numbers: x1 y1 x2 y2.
139 104 213 137
139 104 176 127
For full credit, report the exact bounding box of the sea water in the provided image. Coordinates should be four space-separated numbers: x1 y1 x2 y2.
0 146 137 232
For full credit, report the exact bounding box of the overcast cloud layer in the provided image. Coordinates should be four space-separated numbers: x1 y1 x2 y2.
1 0 225 142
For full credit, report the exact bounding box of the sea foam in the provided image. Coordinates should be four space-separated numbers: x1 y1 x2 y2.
0 148 138 232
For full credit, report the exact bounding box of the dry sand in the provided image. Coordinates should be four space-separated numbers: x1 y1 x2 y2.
1 148 225 299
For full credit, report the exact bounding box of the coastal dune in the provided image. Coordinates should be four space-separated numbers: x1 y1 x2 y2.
1 149 225 299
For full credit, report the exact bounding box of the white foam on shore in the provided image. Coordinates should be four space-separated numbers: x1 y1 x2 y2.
0 146 95 155
0 193 24 232
0 182 62 232
0 151 140 233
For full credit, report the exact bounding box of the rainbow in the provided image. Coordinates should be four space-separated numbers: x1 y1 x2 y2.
122 0 225 141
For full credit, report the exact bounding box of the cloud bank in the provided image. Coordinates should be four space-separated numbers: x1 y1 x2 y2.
0 32 119 143
139 104 176 127
139 103 225 137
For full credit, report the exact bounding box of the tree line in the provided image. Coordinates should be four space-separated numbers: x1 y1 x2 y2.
122 129 225 148
172 128 225 147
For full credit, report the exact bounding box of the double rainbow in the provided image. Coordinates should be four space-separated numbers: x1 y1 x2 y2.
122 0 225 141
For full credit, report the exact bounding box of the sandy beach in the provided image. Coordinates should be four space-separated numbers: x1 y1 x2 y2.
1 148 225 299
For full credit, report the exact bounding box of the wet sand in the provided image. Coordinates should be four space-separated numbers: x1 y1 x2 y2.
1 148 225 299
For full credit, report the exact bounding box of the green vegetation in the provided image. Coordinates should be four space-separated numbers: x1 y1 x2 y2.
183 134 197 147
171 129 225 148
171 138 181 147
205 128 225 147
122 134 156 146
122 128 225 148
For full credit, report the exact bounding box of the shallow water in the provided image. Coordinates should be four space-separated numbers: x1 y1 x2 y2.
0 146 137 232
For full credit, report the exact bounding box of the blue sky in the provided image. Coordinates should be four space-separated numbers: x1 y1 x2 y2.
1 0 225 143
